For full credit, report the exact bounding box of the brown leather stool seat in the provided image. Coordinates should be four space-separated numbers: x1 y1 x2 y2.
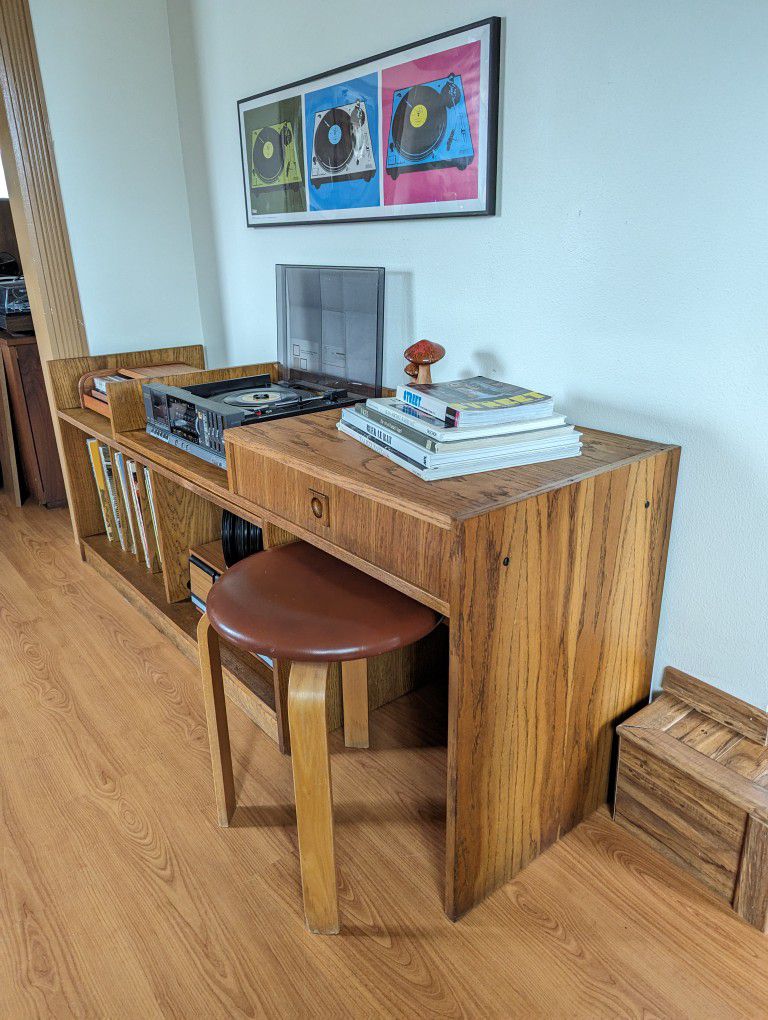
206 542 439 662
197 541 440 935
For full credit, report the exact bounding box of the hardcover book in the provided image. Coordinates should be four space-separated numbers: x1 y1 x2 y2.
341 406 577 468
85 438 115 542
359 399 568 448
337 420 580 481
98 445 126 551
395 376 554 427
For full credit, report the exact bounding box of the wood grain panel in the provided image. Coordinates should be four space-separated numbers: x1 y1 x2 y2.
229 447 452 604
151 471 221 602
56 419 107 545
0 342 22 505
445 448 679 918
227 410 675 526
734 815 768 932
663 666 768 745
47 345 207 412
615 733 747 900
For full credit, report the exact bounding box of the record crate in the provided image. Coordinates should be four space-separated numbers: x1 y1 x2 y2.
614 666 768 933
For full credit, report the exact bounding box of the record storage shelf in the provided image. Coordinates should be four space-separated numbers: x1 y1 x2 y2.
50 346 289 748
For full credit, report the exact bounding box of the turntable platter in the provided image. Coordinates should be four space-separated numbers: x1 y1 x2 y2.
221 385 298 409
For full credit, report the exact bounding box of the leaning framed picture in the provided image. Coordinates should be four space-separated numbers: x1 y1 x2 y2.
237 17 500 227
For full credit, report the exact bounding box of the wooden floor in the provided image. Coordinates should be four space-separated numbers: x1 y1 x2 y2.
1 495 767 1019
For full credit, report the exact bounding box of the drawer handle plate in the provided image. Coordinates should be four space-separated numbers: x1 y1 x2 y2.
309 489 330 527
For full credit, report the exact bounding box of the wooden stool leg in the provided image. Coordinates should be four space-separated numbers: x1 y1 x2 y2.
341 658 369 748
198 614 236 826
288 660 339 935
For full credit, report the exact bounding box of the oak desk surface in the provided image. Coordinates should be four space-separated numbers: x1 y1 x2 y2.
227 410 674 527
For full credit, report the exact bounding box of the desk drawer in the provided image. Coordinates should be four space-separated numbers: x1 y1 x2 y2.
230 454 451 605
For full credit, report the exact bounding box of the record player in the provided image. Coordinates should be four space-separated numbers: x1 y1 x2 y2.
310 100 376 188
250 121 303 190
143 265 385 468
386 72 474 179
143 373 363 468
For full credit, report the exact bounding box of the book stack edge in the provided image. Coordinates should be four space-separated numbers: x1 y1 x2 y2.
337 375 581 481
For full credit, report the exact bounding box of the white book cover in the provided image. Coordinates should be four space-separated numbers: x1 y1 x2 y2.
98 445 125 551
143 467 163 568
127 459 151 568
113 451 137 555
342 407 578 468
337 420 580 481
366 398 567 442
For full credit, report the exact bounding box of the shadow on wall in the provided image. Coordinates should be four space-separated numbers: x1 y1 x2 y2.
166 0 227 368
383 270 413 381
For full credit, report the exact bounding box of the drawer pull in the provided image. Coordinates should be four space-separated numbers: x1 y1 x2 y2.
310 496 324 519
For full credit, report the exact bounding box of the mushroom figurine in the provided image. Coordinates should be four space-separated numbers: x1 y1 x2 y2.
403 340 446 385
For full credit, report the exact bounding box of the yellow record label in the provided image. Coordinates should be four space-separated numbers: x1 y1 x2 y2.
409 103 428 129
263 139 274 159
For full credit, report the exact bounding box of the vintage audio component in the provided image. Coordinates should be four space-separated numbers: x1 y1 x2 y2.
143 373 357 469
310 100 376 187
250 122 303 190
386 73 474 179
145 266 385 468
0 276 32 332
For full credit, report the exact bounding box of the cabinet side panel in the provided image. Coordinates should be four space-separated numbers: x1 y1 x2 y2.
446 448 679 918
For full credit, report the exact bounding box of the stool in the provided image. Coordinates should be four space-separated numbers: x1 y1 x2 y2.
197 541 440 934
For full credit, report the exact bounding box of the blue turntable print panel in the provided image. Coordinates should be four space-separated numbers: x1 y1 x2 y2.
303 73 380 212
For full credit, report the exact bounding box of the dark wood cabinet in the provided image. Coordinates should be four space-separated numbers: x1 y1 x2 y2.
0 332 66 507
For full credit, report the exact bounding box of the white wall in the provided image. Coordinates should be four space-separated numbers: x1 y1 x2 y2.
167 0 768 709
28 0 205 356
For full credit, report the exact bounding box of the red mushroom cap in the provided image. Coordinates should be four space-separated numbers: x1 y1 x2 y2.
404 339 446 365
404 362 419 377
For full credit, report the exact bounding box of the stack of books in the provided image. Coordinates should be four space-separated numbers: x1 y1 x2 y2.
337 375 581 481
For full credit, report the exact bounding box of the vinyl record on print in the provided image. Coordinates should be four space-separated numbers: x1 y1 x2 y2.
390 84 447 161
252 126 285 183
313 107 355 174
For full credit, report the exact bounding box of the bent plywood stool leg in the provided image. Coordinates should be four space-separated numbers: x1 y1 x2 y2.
288 660 339 935
341 658 369 749
198 613 236 826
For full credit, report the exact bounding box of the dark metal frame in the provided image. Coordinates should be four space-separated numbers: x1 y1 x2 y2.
237 16 501 228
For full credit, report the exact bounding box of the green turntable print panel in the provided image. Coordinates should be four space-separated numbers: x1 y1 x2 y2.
242 97 307 215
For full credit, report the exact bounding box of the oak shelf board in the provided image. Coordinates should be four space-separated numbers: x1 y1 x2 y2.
57 406 265 529
82 533 277 726
228 411 678 526
116 428 265 526
58 405 114 444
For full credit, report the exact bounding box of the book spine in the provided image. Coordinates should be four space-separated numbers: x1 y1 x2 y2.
354 404 441 452
127 460 152 568
371 402 448 440
99 445 126 550
113 452 137 556
395 384 453 424
85 438 115 542
341 409 431 466
336 420 424 478
143 467 163 568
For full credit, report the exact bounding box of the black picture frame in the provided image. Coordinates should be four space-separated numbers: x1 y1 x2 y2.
237 17 500 228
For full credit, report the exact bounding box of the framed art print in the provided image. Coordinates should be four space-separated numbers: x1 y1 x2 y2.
237 17 500 227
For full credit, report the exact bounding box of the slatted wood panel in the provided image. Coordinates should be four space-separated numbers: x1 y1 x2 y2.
0 0 87 362
1 495 767 1017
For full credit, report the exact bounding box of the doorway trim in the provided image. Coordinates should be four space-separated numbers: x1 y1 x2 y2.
0 0 88 362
